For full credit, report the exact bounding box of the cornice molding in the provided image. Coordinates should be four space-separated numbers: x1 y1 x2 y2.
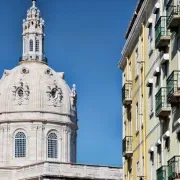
119 0 150 70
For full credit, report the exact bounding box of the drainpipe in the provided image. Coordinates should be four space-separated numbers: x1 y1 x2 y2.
139 34 142 177
142 23 147 178
126 57 130 180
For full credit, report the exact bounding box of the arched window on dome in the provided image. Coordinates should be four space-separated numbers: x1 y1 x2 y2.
29 39 33 52
15 132 26 158
47 132 58 159
35 39 39 52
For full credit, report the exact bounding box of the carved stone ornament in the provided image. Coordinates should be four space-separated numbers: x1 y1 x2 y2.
70 84 77 107
46 80 63 107
31 124 45 131
12 79 30 105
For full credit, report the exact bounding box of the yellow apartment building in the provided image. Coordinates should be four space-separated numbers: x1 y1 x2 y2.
119 0 180 179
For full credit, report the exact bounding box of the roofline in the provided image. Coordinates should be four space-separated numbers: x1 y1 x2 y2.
0 161 122 170
125 0 145 39
119 0 149 70
118 56 127 70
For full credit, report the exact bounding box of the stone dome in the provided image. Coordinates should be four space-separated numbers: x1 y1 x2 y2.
0 62 77 126
0 1 78 167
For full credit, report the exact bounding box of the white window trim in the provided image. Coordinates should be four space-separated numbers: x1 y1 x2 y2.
46 131 61 162
29 39 33 52
136 102 139 132
13 129 27 159
135 47 139 79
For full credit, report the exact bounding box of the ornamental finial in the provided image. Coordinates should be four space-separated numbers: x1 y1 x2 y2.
32 0 36 7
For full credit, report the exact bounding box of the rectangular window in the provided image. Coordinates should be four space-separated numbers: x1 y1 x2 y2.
155 10 160 24
123 73 126 84
148 25 153 56
128 109 132 135
129 61 132 81
156 75 160 88
129 168 132 180
149 25 153 41
35 40 39 52
150 152 154 180
136 102 139 131
136 161 140 177
157 145 162 165
29 39 33 52
164 62 169 77
135 48 139 77
149 87 154 115
165 138 170 151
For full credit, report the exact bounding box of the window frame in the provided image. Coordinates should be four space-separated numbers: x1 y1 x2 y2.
47 132 58 159
149 24 153 42
148 24 154 56
135 47 139 78
35 39 39 52
136 102 139 132
149 86 154 116
14 131 27 158
136 161 140 178
29 39 33 52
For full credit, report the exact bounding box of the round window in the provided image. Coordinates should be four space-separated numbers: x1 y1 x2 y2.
51 88 57 98
45 68 51 75
21 67 29 74
18 89 24 98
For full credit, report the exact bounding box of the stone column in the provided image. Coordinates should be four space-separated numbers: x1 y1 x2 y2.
39 35 43 59
67 129 71 162
62 126 67 162
64 127 68 162
0 126 3 162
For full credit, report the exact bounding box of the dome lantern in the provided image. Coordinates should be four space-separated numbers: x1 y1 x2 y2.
20 0 47 64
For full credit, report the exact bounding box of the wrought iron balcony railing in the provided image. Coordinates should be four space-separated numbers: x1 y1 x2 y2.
166 0 180 29
157 166 168 180
122 82 132 106
122 136 133 158
167 71 180 104
155 16 170 49
155 87 171 117
168 156 180 180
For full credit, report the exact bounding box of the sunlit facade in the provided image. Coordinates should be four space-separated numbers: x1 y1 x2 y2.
120 0 180 179
0 0 122 179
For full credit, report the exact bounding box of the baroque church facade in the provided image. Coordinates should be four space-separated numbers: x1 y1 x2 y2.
0 0 122 179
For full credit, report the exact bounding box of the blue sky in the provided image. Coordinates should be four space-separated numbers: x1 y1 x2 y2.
0 0 137 166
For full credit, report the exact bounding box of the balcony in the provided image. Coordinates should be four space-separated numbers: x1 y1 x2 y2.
155 87 171 118
168 156 180 180
155 16 170 50
122 82 132 106
166 0 180 29
167 71 180 104
122 136 133 158
157 166 168 180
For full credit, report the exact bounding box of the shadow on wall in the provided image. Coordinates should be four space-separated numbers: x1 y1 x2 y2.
171 32 177 61
172 106 180 133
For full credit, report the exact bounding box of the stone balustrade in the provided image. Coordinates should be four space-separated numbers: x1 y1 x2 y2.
0 161 123 180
